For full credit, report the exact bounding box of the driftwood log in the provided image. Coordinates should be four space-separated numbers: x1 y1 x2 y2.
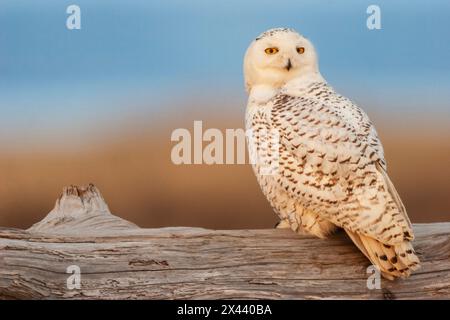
0 184 449 299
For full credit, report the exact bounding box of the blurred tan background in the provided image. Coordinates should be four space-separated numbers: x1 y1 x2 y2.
0 101 449 230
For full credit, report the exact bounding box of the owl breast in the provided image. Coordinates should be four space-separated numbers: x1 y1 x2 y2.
246 104 299 225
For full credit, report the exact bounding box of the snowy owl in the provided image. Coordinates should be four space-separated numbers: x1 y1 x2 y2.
244 28 420 280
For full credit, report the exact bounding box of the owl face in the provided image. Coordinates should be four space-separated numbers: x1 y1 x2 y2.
244 28 319 92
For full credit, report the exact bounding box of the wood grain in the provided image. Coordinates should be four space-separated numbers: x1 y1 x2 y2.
0 185 449 299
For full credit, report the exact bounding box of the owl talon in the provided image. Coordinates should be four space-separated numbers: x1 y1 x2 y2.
275 219 291 229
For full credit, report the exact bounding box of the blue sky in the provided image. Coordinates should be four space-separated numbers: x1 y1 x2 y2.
0 0 449 141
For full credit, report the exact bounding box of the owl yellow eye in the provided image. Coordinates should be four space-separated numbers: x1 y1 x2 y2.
264 47 279 55
297 47 305 54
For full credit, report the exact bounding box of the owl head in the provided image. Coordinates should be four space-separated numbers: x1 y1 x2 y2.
243 28 320 93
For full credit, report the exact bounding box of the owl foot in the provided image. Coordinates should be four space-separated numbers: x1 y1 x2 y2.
275 219 291 229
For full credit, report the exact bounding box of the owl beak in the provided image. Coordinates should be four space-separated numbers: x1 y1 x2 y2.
285 59 292 71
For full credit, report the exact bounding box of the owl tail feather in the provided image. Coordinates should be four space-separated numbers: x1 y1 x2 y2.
345 229 420 280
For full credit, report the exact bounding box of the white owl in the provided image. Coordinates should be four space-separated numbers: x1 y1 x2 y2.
244 28 420 280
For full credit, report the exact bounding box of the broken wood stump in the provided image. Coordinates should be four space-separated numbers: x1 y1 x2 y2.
0 184 449 299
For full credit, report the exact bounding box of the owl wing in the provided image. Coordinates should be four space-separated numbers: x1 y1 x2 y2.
268 88 413 245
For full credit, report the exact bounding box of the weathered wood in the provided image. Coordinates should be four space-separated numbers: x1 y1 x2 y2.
0 185 449 299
